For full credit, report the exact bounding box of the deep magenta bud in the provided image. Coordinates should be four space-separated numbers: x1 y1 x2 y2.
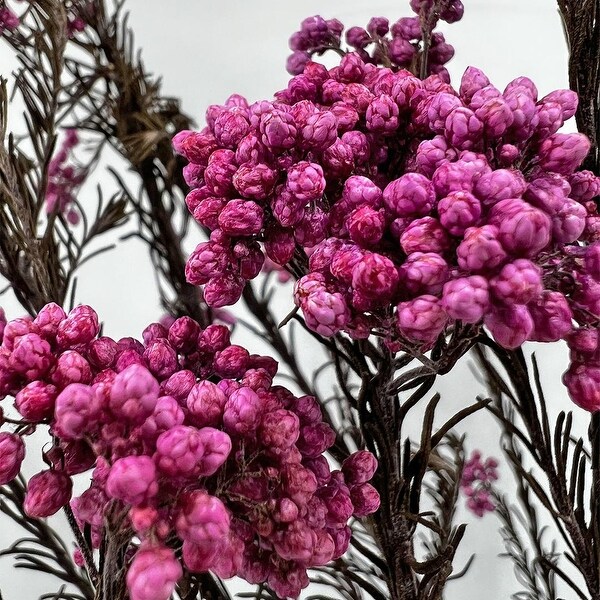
109 364 160 424
441 276 490 324
15 381 57 422
0 433 25 484
126 544 182 600
24 470 72 517
342 451 378 485
106 456 158 506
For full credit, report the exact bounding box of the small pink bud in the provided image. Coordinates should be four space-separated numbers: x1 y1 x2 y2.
0 433 25 484
106 456 158 506
126 544 182 600
109 364 160 424
24 470 73 517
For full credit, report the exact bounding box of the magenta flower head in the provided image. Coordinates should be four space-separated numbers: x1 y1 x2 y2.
196 428 232 476
570 170 600 202
24 470 73 518
140 396 185 442
528 290 573 342
302 289 350 337
259 409 300 451
203 273 245 308
260 109 297 150
490 259 543 306
437 190 482 236
109 364 160 424
154 425 205 478
366 94 399 134
175 490 230 545
286 161 326 202
172 130 217 165
233 163 277 200
56 305 100 347
34 302 66 339
297 422 336 458
223 386 264 437
162 370 195 402
474 168 526 207
383 173 435 218
53 383 102 440
342 451 378 485
53 350 93 387
342 175 383 208
301 110 338 151
445 107 484 150
563 364 600 412
106 456 158 506
397 295 448 343
427 93 463 133
9 333 53 380
213 109 249 148
400 217 451 255
459 67 491 103
415 135 456 177
352 253 399 303
441 276 490 324
484 304 534 349
15 381 57 422
350 483 381 517
218 199 264 236
0 433 25 485
398 252 449 295
492 200 551 258
186 381 227 427
539 133 591 175
126 544 182 600
551 198 587 244
456 225 508 272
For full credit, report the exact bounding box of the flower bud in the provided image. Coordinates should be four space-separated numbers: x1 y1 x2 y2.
106 456 158 506
15 381 57 422
350 483 381 517
0 433 25 484
126 544 182 600
109 364 160 424
176 490 230 545
24 470 72 517
397 295 448 343
54 383 102 440
484 304 533 349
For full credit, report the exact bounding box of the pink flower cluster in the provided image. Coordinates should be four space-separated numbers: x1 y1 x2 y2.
46 129 87 225
286 2 461 80
460 451 498 517
176 44 600 410
0 303 379 600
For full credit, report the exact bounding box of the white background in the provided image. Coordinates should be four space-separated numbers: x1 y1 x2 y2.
0 1 588 599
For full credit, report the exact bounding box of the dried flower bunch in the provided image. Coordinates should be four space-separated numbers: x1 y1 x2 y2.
177 6 600 413
0 1 600 600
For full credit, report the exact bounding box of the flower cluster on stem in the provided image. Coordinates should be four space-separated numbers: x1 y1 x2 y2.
0 303 379 600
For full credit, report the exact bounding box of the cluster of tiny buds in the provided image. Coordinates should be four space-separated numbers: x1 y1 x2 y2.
175 38 600 411
0 302 379 600
46 129 87 224
460 451 498 517
287 1 462 81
